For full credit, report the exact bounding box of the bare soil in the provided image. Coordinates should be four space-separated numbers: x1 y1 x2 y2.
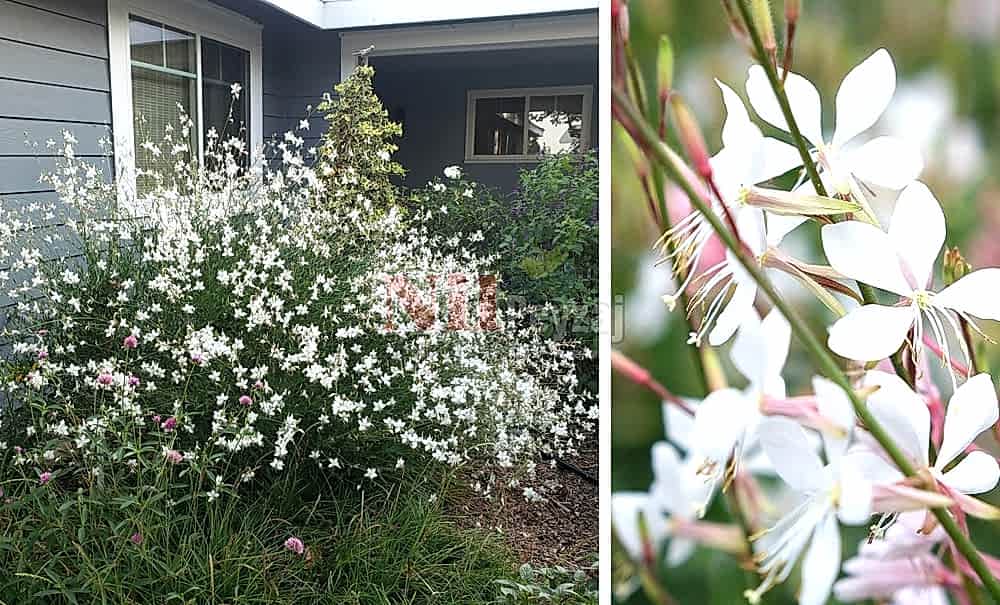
448 430 598 568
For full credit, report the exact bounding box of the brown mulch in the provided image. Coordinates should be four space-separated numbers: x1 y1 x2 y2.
448 430 598 568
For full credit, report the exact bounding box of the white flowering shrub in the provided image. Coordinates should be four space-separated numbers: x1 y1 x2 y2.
613 1 1000 604
0 71 595 509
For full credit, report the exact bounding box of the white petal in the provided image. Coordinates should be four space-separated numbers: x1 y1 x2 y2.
717 79 762 151
842 447 905 485
864 370 930 466
934 268 1000 321
612 492 660 560
836 461 873 524
847 135 923 190
650 441 685 512
828 304 914 362
732 308 790 391
765 212 807 248
666 538 696 567
707 271 758 346
746 65 823 147
814 375 855 462
832 49 896 148
759 417 828 492
736 206 768 256
888 182 944 289
690 388 755 463
936 373 999 469
798 512 841 605
941 450 1000 494
751 137 802 185
663 400 696 452
821 221 912 296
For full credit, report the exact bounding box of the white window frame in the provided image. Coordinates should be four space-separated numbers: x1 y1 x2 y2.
107 0 263 197
464 85 593 164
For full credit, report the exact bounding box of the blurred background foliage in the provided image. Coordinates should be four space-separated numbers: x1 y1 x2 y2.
612 1 1000 603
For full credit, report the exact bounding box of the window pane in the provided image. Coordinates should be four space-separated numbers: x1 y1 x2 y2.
128 18 163 66
527 93 585 155
201 38 250 156
163 25 195 72
473 97 525 156
131 65 197 190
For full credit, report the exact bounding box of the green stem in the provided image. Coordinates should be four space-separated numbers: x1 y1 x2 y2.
734 0 914 387
612 85 1000 604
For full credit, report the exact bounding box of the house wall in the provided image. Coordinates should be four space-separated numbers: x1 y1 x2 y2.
370 45 599 193
0 0 112 319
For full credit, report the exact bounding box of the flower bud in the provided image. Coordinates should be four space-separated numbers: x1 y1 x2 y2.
670 96 712 179
656 35 674 102
752 0 777 62
785 0 800 24
942 246 971 286
740 186 862 216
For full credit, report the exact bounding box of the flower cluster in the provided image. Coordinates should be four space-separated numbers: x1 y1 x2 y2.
0 74 595 508
614 43 1000 605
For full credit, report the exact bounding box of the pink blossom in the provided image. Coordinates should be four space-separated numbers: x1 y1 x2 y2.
238 395 252 406
161 417 177 431
128 375 140 387
152 415 161 424
130 532 143 545
164 449 183 464
123 335 138 349
190 354 205 365
253 380 265 390
284 536 305 555
37 350 48 361
39 472 52 485
97 373 114 386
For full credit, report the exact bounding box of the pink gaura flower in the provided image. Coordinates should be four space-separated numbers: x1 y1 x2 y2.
123 335 138 349
39 472 52 485
130 532 143 545
253 380 265 390
284 536 305 555
161 417 177 431
164 449 183 464
128 375 140 387
37 350 48 361
238 395 252 406
97 373 113 386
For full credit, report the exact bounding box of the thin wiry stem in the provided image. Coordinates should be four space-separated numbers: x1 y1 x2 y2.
613 85 1000 604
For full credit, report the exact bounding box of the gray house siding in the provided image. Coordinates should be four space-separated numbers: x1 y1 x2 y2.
371 44 599 192
0 0 112 191
0 0 112 320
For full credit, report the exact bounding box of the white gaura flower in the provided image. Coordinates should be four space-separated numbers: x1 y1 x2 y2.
747 418 873 605
685 308 791 507
822 181 1000 371
662 81 800 346
857 371 1000 516
611 491 666 563
745 48 923 199
834 511 953 605
612 442 745 567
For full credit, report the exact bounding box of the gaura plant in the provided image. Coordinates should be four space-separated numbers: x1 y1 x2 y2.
613 1 1000 603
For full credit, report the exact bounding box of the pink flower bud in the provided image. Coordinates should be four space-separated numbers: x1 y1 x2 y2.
39 471 52 485
130 532 143 545
284 536 305 555
122 335 138 349
97 373 114 386
670 96 712 179
161 417 177 431
128 375 140 387
37 350 48 361
238 395 252 406
164 449 183 464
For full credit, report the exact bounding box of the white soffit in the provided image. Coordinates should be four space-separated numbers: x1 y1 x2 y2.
256 0 598 29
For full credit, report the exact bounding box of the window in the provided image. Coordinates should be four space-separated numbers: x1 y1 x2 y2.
108 0 262 197
465 86 592 162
